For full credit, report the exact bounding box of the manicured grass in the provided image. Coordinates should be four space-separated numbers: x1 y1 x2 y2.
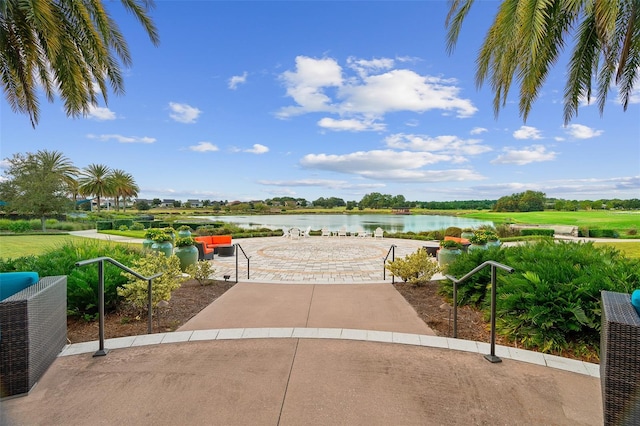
101 229 147 239
462 210 639 232
594 241 640 259
0 235 139 259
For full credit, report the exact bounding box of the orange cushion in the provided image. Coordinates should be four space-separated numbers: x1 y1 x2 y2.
445 236 470 245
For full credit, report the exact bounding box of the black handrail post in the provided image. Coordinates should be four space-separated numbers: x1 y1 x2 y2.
147 278 153 334
383 244 397 282
95 259 108 357
484 264 501 363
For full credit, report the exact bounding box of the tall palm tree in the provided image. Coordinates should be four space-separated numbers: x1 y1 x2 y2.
0 0 159 127
78 164 112 212
446 0 640 124
34 150 79 184
109 169 139 212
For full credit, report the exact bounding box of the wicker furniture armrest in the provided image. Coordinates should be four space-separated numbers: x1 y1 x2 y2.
600 290 640 426
1 276 67 398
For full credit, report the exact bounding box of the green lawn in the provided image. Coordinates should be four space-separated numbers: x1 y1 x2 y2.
0 235 138 259
594 241 640 259
462 210 639 232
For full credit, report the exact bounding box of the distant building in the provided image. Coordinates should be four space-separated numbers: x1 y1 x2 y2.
392 207 411 215
186 199 203 208
161 199 176 208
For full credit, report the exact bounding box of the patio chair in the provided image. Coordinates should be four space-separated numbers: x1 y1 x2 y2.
374 227 384 238
321 227 331 237
337 226 347 238
281 227 290 238
600 291 640 426
289 227 301 240
1 275 67 397
303 226 311 238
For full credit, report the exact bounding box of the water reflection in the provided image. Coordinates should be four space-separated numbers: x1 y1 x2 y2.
196 214 493 233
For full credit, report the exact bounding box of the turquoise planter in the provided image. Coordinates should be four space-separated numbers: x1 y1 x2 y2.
142 238 154 251
487 240 502 248
438 248 461 270
468 243 488 253
178 229 192 238
461 231 474 240
174 245 198 272
151 241 173 257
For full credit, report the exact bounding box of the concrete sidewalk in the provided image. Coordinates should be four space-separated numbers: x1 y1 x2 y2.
2 281 602 425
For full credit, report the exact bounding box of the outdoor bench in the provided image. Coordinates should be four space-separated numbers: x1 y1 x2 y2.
194 235 233 255
0 274 67 397
600 290 640 425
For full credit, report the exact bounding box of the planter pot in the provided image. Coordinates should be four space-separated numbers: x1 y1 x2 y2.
468 243 488 252
174 245 198 272
142 238 154 251
438 248 461 269
177 229 192 238
461 231 474 240
151 241 173 257
487 240 502 248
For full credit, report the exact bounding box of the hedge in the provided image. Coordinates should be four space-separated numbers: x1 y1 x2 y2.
520 228 554 237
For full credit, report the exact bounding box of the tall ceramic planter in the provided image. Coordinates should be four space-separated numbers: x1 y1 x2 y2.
461 231 474 240
174 245 198 272
487 239 501 248
178 229 192 238
438 248 461 270
468 243 488 253
151 241 173 257
142 238 154 251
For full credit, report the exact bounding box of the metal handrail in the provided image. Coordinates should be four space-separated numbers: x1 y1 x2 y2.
75 257 163 357
234 243 251 283
446 260 514 363
383 244 397 283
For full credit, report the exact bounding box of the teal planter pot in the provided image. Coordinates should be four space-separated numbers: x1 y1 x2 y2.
468 243 488 253
151 241 173 257
461 231 474 240
487 240 502 248
142 238 154 251
174 245 198 272
178 229 192 238
438 248 461 270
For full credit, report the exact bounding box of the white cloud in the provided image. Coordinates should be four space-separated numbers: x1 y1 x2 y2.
347 56 395 77
87 134 156 144
277 56 477 125
0 159 11 170
384 133 492 157
258 179 385 190
513 125 543 140
300 150 484 182
189 142 219 152
168 102 202 124
245 144 269 154
317 117 385 132
470 127 488 135
86 105 116 121
228 72 248 90
626 87 640 104
491 145 556 165
564 123 603 139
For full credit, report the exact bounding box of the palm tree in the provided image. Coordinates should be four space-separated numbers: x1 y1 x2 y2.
79 164 112 212
0 0 160 127
109 169 139 212
446 0 640 124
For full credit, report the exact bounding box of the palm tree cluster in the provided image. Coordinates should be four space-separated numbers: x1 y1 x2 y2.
446 0 640 124
1 150 140 217
0 0 159 127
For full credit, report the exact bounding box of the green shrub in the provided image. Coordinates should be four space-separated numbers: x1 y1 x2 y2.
627 226 637 236
186 261 216 285
385 248 440 285
118 225 129 231
130 222 146 231
495 224 520 238
588 229 619 238
520 228 554 237
440 240 640 354
96 221 113 231
8 220 31 233
444 227 462 237
118 253 187 311
114 219 134 229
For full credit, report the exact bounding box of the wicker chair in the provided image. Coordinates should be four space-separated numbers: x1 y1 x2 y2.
0 276 67 398
600 291 640 426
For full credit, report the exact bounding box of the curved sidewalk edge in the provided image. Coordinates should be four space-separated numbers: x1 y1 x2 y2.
59 328 599 378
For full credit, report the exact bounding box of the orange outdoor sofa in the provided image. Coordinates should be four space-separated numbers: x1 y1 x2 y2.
194 235 233 259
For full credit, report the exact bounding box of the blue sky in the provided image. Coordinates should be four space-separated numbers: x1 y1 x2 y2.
2 1 639 203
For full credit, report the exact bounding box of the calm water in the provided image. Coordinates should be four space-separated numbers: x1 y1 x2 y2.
197 214 493 234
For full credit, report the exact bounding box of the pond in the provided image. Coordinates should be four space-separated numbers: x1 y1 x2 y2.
196 214 493 234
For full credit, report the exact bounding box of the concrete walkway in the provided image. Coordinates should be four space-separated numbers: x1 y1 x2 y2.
1 232 604 425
